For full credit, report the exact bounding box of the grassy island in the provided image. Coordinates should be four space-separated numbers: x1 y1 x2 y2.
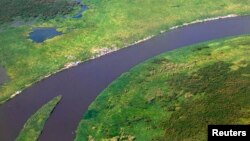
16 96 62 141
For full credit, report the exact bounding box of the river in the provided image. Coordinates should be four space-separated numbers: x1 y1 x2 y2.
0 16 249 141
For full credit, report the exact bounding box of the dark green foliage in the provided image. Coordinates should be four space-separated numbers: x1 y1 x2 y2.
0 0 77 23
84 109 98 119
164 63 250 140
169 61 230 95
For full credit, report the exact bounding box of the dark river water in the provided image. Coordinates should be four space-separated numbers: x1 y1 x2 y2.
29 28 62 43
0 16 250 141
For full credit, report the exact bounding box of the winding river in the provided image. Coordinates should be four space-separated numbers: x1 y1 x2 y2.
0 16 250 141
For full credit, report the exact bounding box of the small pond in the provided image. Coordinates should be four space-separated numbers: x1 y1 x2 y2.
73 0 88 19
73 5 88 19
29 28 62 43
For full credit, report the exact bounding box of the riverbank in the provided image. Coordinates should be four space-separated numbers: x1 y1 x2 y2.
75 35 250 140
0 0 250 105
3 14 243 104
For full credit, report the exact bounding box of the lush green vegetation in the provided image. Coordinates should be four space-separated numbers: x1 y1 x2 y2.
16 96 62 141
75 36 250 140
0 0 250 104
0 0 77 24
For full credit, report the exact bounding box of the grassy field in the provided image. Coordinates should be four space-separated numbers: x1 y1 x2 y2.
16 96 62 141
75 35 250 140
0 0 250 104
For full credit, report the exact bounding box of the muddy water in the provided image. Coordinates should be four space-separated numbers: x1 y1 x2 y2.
0 16 249 141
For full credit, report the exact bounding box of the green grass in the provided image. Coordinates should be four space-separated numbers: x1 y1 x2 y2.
75 35 250 140
16 96 62 141
0 0 250 104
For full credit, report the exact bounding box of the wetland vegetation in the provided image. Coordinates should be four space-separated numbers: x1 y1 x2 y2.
0 0 77 24
75 35 250 140
0 0 250 104
0 1 249 140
